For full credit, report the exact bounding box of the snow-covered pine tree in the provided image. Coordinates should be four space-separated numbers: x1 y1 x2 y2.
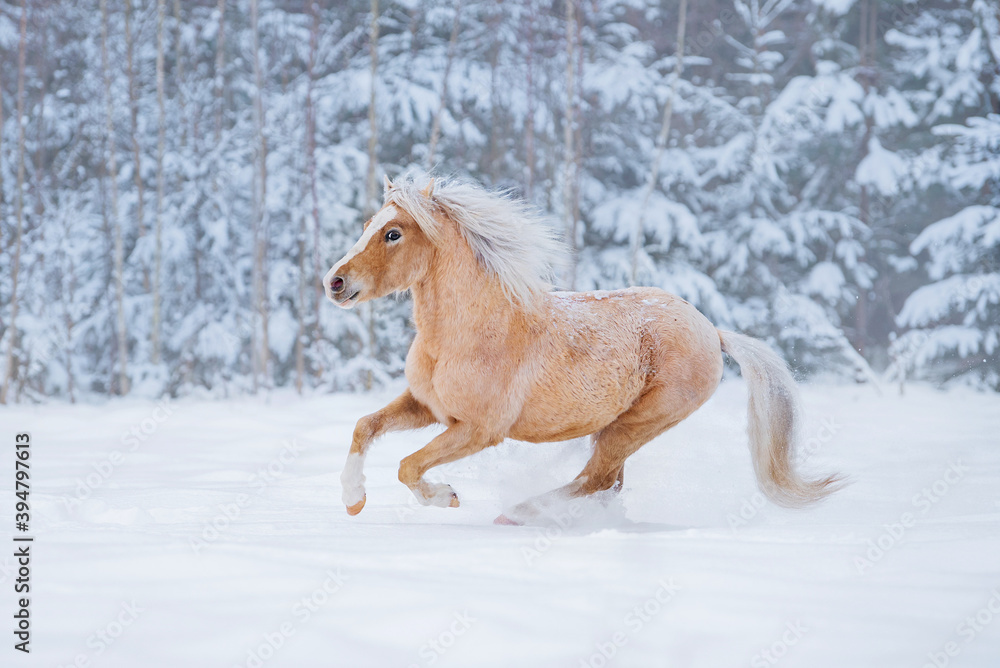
888 0 1000 389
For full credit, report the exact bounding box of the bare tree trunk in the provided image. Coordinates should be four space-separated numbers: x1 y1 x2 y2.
307 0 323 346
854 0 877 357
214 0 226 145
0 64 4 227
62 297 76 403
859 0 869 68
295 209 306 394
523 0 536 200
0 52 5 328
0 59 4 370
60 220 77 404
365 0 380 216
59 210 78 403
573 3 583 258
125 0 147 293
629 0 687 285
486 12 501 183
363 0 380 390
250 0 270 392
296 1 320 394
562 0 578 288
172 0 199 304
427 0 462 169
1 0 28 404
202 0 226 312
173 0 186 148
32 13 47 223
250 0 262 391
152 0 165 364
203 0 226 307
99 0 129 396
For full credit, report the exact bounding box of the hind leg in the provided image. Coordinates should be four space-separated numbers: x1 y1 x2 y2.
497 386 682 524
573 384 686 496
612 466 625 493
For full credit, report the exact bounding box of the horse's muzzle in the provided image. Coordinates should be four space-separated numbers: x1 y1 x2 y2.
325 275 361 309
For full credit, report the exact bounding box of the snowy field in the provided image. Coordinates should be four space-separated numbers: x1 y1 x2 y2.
2 380 999 668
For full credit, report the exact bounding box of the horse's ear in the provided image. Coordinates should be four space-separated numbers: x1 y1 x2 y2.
383 174 394 196
421 178 435 199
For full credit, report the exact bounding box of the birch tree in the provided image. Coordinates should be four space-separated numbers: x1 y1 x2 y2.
152 0 165 363
363 0 380 391
98 0 130 395
306 0 322 339
214 0 226 145
250 0 270 391
125 0 147 292
562 0 579 288
172 0 186 147
522 0 537 201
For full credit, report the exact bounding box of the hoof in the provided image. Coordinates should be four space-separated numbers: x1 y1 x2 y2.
420 483 460 508
493 514 522 526
346 496 366 516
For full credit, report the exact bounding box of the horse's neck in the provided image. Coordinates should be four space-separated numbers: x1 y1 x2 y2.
411 245 530 347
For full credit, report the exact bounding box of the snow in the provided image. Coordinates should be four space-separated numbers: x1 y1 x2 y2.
897 274 1000 328
4 381 999 667
813 0 858 16
855 136 909 196
591 190 700 248
804 261 846 303
910 205 1000 279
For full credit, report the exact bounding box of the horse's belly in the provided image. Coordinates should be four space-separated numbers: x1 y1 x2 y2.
508 410 618 442
508 345 647 443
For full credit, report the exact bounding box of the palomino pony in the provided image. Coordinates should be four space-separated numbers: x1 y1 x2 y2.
325 176 841 524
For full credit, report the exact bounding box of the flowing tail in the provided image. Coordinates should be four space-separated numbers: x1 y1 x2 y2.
719 330 844 507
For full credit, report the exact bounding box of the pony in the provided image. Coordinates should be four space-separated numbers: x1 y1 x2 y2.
324 175 842 524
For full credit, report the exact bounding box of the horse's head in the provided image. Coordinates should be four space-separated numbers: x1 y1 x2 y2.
324 177 437 309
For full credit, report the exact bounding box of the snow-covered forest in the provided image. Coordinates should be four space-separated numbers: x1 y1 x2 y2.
0 0 997 401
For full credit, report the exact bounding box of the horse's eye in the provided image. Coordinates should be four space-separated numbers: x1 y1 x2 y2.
385 229 401 242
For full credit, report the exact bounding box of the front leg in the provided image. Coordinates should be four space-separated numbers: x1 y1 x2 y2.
398 422 501 508
342 389 436 515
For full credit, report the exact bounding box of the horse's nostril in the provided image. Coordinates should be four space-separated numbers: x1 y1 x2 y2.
330 276 344 292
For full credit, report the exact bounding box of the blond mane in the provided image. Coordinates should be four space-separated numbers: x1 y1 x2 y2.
385 175 564 307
